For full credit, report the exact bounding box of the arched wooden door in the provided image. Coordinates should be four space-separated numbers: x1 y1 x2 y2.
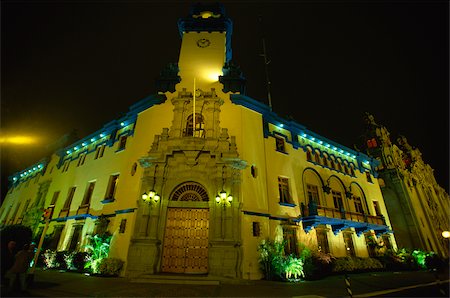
161 182 209 274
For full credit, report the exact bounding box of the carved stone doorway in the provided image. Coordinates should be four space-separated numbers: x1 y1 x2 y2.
161 182 210 274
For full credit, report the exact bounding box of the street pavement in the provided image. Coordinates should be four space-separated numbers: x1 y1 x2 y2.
1 268 448 297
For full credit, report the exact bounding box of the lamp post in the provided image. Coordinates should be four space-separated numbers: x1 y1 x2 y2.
215 190 233 239
141 190 160 237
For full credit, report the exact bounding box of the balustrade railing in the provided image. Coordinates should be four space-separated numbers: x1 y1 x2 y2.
301 202 385 225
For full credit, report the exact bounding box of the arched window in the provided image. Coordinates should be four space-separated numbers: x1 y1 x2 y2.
322 154 328 167
171 182 209 201
314 152 321 164
343 163 349 175
306 150 312 161
350 165 355 176
330 158 335 169
184 113 205 137
337 159 342 172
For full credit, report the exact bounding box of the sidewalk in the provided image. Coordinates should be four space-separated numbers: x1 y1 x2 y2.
1 268 448 297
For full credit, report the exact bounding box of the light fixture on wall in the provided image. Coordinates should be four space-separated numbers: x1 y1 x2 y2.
141 165 160 206
216 166 233 207
141 190 160 205
215 190 233 206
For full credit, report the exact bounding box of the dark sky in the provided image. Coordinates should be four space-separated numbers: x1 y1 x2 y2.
1 0 448 201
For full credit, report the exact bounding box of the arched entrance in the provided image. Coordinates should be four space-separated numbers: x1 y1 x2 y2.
161 182 210 274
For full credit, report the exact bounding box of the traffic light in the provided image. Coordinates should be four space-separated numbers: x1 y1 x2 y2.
41 206 54 221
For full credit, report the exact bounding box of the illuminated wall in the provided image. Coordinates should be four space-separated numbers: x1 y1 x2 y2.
0 4 398 280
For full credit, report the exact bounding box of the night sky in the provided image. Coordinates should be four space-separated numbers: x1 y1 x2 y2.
1 0 448 201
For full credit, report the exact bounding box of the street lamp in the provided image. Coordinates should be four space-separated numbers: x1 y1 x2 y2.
216 190 233 239
215 190 233 206
141 189 160 206
442 231 450 239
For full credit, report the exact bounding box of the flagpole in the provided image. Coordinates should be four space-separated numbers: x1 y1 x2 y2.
193 77 196 137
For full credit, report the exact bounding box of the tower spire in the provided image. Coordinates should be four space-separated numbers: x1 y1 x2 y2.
258 15 273 111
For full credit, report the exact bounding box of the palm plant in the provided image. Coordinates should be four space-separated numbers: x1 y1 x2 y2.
84 233 112 273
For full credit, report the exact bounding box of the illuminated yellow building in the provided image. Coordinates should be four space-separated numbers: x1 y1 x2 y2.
0 4 396 279
363 113 449 258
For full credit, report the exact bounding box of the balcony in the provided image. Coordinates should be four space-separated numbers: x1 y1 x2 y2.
299 202 390 235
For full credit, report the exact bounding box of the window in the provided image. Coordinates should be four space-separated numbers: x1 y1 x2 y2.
314 152 321 164
283 227 298 256
306 184 320 205
252 222 261 237
316 228 330 253
344 163 349 175
366 171 372 183
350 165 355 176
77 153 87 166
117 135 127 151
63 187 76 209
365 233 377 257
105 174 119 199
373 201 382 216
322 155 328 167
184 113 205 137
330 158 335 169
382 234 392 249
354 197 364 213
278 177 292 203
49 226 64 250
81 182 95 206
10 203 20 224
337 160 342 172
19 199 31 223
68 225 83 251
50 191 60 205
275 136 286 152
95 144 106 159
343 232 356 257
306 150 312 161
119 219 127 234
332 190 343 210
62 160 71 173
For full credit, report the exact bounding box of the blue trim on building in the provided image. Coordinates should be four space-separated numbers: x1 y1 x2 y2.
115 208 137 214
279 202 296 207
269 216 289 221
242 211 270 218
101 198 115 204
230 93 380 176
53 213 98 222
300 215 391 236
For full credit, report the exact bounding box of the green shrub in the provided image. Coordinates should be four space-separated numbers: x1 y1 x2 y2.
56 251 68 270
332 257 383 273
97 258 124 276
282 255 305 281
72 251 90 271
84 233 112 273
43 249 59 269
63 251 76 270
299 246 334 280
257 239 305 282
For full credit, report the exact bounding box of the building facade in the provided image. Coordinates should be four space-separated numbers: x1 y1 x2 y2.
1 4 396 279
363 113 449 258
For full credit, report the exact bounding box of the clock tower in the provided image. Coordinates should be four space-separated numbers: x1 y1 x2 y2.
176 3 232 91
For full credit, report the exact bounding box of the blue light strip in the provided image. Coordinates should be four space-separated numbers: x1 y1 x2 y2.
230 94 380 174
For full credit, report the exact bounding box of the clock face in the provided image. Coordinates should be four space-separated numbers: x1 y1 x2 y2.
196 38 211 48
